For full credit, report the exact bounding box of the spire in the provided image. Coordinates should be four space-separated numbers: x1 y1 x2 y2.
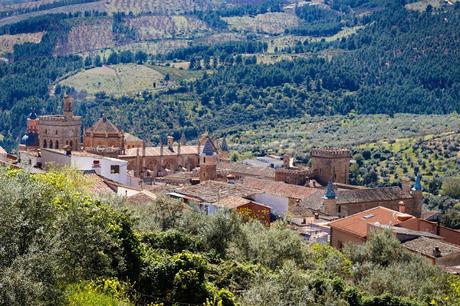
201 138 216 156
323 178 336 199
414 174 422 191
220 135 229 152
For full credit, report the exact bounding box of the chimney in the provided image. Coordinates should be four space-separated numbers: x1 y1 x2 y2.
283 155 293 168
432 247 441 258
167 135 174 151
398 201 406 213
401 177 411 193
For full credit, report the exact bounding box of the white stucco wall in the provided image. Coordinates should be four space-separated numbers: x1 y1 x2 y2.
251 192 288 216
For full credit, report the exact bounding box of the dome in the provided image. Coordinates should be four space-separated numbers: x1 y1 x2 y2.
28 111 38 120
20 132 39 147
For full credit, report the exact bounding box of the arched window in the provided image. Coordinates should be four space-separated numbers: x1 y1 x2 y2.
70 140 73 148
55 141 59 149
43 139 47 148
49 140 53 149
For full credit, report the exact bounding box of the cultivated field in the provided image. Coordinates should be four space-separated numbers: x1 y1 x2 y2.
125 15 210 40
0 1 107 26
223 12 301 35
0 32 44 55
106 0 217 14
265 26 365 53
225 114 460 156
89 39 190 58
60 64 165 96
54 18 114 56
405 0 459 11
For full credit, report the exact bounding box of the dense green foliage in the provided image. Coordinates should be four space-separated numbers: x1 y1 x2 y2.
0 167 458 305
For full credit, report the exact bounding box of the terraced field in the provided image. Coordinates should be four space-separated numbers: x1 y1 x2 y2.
60 64 165 96
90 39 190 58
223 12 300 35
0 32 44 55
0 1 107 26
126 15 210 40
405 0 459 11
224 114 460 157
107 0 218 14
54 18 114 56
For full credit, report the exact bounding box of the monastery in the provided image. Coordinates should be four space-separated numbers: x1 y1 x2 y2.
15 94 427 225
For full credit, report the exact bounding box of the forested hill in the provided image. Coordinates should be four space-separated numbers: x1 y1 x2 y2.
1 0 460 149
186 3 460 119
82 2 460 142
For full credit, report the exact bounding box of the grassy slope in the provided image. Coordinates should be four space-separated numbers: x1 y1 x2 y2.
60 64 165 96
223 114 460 157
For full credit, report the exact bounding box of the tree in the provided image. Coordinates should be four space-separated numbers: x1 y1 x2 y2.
134 50 148 64
442 177 460 199
107 51 120 65
95 54 102 67
84 56 93 68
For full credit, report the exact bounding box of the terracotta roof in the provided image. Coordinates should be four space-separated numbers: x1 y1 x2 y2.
124 132 143 142
84 172 116 194
421 209 440 221
402 237 460 258
329 206 415 238
336 187 412 205
86 117 122 135
176 180 259 203
290 189 325 216
239 177 318 200
216 196 270 210
128 190 157 204
218 161 275 179
122 145 198 157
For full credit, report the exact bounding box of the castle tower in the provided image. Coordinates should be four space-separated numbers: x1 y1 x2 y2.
38 94 82 151
63 93 73 120
410 174 423 218
322 179 338 216
199 137 218 181
19 110 40 151
310 147 352 186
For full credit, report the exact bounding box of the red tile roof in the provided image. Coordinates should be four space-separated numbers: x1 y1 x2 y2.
216 196 270 210
239 177 318 200
122 145 198 157
329 206 415 238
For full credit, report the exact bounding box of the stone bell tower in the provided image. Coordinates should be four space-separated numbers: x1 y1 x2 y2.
199 137 218 181
311 147 352 186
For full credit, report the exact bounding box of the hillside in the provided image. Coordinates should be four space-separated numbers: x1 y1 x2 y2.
60 64 165 96
0 167 459 305
54 17 114 56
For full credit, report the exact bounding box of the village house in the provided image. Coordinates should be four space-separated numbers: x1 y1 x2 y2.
329 206 460 267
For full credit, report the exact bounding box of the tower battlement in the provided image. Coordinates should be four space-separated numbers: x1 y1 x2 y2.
311 147 351 158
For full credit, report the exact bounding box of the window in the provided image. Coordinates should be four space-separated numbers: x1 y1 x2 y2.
111 165 120 174
55 141 59 149
55 130 58 135
43 140 47 148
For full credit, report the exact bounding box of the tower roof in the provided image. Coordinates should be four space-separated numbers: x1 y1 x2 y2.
202 138 217 156
220 136 229 152
323 178 336 199
86 117 122 135
28 111 38 120
414 174 422 191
